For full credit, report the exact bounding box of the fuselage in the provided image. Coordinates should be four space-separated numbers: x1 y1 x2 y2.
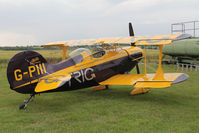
9 47 143 94
55 47 143 92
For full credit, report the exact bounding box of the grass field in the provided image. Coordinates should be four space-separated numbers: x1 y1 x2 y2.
0 50 63 69
0 50 199 133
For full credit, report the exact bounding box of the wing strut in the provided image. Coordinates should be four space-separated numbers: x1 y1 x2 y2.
144 46 147 75
143 45 165 80
153 45 165 80
41 43 68 61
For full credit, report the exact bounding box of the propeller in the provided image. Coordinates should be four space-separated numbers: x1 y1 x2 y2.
129 22 140 74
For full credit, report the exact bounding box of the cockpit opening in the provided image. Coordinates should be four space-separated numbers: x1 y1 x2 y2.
92 51 106 58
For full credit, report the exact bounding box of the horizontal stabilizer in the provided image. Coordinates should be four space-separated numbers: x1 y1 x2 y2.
173 34 192 41
99 73 189 88
35 74 71 93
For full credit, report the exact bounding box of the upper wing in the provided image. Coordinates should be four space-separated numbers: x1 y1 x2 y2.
135 34 191 45
42 33 191 47
99 73 189 88
35 73 71 93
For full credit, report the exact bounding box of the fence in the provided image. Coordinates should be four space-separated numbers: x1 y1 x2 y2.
171 20 199 37
177 63 199 72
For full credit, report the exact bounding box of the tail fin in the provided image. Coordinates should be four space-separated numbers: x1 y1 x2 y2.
7 51 48 93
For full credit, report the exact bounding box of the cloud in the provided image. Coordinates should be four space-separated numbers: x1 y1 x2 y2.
0 0 198 46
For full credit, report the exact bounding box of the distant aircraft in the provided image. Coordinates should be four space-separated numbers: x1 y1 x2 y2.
7 23 191 109
163 37 199 64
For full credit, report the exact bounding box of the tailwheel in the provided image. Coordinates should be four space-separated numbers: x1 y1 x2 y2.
130 88 150 95
19 94 35 110
19 104 27 110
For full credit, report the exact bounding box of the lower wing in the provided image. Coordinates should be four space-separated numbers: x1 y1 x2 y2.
99 73 189 88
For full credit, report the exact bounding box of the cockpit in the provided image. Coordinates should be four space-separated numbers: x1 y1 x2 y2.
68 43 122 65
68 48 106 65
69 48 92 58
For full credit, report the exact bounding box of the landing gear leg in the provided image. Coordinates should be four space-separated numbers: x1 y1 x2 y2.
105 85 109 89
19 94 35 110
130 88 150 95
92 85 109 91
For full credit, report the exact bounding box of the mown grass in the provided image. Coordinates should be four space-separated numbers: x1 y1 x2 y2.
0 50 199 133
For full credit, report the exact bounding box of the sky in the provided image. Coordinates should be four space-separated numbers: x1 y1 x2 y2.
0 0 198 46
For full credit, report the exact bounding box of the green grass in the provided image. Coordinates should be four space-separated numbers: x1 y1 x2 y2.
0 50 199 133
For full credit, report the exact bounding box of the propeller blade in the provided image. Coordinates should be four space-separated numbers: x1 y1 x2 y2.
129 22 134 36
129 22 135 46
136 64 140 74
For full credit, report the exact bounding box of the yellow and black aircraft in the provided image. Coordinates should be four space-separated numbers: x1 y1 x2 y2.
7 23 191 109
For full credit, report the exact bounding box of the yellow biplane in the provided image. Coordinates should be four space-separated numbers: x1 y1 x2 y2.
7 23 191 109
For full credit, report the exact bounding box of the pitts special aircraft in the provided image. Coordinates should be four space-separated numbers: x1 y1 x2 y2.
7 23 191 109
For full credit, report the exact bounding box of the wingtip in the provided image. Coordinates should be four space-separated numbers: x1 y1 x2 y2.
172 73 189 84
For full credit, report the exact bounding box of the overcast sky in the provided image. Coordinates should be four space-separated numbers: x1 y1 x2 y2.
0 0 198 46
